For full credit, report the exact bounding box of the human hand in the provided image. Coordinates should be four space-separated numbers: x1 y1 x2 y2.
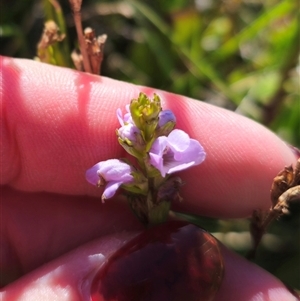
1 56 298 300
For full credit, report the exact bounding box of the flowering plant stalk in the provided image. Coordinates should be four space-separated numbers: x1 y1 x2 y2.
86 93 206 226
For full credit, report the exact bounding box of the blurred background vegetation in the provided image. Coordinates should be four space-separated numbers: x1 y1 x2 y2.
1 0 299 292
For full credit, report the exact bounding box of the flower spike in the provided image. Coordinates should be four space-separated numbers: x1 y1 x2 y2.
86 93 206 225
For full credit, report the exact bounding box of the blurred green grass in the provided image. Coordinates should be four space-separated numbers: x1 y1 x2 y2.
1 0 299 291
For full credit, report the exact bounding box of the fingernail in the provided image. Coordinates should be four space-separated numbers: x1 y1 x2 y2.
90 221 224 301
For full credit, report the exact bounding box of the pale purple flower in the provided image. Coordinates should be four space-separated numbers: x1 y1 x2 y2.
117 106 140 143
117 105 133 126
158 110 176 128
86 159 134 201
117 123 140 143
149 129 206 177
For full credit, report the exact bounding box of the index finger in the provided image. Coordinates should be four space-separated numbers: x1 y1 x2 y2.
1 56 297 217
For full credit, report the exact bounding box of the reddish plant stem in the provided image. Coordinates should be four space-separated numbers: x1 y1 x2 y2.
69 0 92 73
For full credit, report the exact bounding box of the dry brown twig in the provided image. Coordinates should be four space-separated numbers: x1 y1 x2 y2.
69 0 107 75
69 0 91 73
83 28 107 74
248 158 300 259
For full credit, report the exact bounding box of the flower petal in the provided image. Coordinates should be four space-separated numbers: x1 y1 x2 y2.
149 136 168 156
117 123 140 143
100 160 134 182
148 130 206 177
167 129 190 152
167 161 196 175
86 162 102 185
116 108 124 126
158 110 176 127
177 139 206 165
102 181 123 201
86 159 134 187
117 105 133 126
149 137 168 175
149 152 164 174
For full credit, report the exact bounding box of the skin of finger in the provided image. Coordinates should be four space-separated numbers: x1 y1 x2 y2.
214 246 299 301
1 234 297 301
1 187 143 283
1 232 136 301
0 56 296 218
